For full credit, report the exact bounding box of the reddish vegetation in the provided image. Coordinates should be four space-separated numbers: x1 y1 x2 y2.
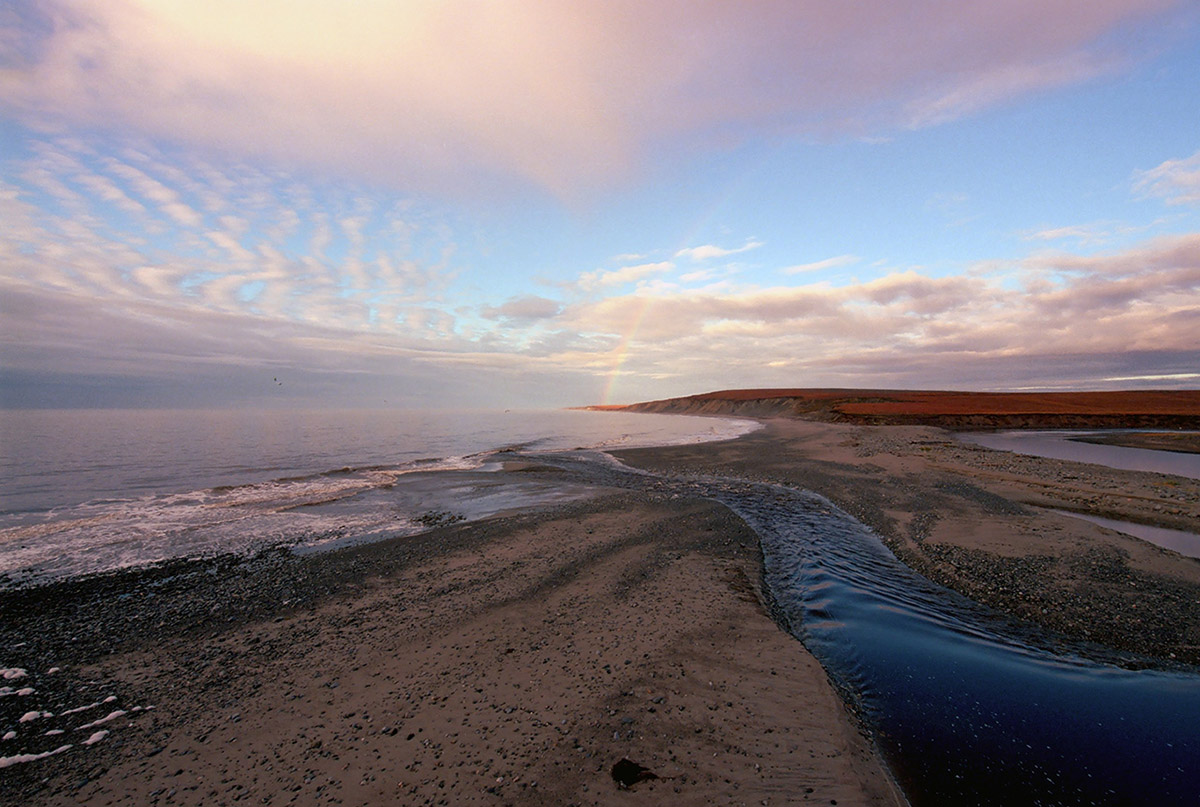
608 388 1200 430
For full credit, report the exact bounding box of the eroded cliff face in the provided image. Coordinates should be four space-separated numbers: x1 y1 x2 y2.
622 397 803 419
614 390 1200 431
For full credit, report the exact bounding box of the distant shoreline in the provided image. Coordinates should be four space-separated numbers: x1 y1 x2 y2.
588 387 1200 431
1069 431 1200 455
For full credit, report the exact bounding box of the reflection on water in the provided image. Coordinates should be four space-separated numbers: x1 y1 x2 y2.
1049 509 1200 559
961 430 1200 480
719 482 1200 807
548 453 1200 807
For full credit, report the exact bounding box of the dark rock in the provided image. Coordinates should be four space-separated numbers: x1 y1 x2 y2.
611 758 657 789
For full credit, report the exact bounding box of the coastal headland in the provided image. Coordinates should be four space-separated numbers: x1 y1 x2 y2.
4 388 1198 805
603 387 1200 432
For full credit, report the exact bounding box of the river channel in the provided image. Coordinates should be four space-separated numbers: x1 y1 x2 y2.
540 450 1200 806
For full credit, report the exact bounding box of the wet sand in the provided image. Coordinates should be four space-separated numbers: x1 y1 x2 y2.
0 489 903 806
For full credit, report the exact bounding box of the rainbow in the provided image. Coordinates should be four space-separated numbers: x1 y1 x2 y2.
600 294 654 406
597 149 775 406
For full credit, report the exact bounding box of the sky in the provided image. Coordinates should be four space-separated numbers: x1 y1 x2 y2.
1 0 1199 410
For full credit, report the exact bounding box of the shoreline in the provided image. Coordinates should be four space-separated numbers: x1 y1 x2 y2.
0 486 905 806
5 414 1199 803
1068 430 1200 455
612 418 1200 667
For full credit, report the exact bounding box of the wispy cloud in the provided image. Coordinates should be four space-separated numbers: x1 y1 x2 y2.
1020 220 1162 246
781 254 860 275
551 233 1200 393
0 140 461 347
1 1 1181 195
481 295 562 322
905 52 1112 129
675 241 763 262
1134 149 1200 205
578 261 674 291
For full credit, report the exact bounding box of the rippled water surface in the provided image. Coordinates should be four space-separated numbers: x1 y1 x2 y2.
725 483 1200 806
547 453 1200 806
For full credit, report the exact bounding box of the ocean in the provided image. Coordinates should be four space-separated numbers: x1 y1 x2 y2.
0 408 756 588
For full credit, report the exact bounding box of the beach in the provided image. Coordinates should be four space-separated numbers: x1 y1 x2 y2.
0 482 903 806
612 418 1200 666
4 413 1199 805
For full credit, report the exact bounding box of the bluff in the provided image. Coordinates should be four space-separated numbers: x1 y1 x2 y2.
606 388 1200 431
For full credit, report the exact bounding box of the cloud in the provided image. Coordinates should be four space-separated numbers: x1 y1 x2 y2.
905 52 1109 129
481 295 562 321
675 241 763 262
781 254 860 275
1020 220 1161 246
1134 149 1200 205
6 230 1198 407
1024 224 1110 242
102 159 204 227
578 261 674 291
555 233 1200 395
0 141 460 343
1 0 1183 195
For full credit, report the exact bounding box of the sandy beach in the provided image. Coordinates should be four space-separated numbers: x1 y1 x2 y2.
0 484 903 806
4 411 1199 805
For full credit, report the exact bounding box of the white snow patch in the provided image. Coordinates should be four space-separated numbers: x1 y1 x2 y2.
76 710 126 731
16 687 34 696
2 731 15 741
1 668 27 680
47 667 61 674
0 744 72 768
83 730 109 746
19 710 53 723
62 695 117 716
44 729 64 736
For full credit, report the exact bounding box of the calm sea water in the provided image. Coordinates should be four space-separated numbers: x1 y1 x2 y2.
961 430 1200 480
0 408 756 587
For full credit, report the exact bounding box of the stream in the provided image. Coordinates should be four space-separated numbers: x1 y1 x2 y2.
540 451 1200 806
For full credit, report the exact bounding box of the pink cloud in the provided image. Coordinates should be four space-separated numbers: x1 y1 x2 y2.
481 295 562 322
1 1 1184 195
781 255 860 275
556 234 1200 388
675 241 763 261
578 261 675 291
1134 150 1200 205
